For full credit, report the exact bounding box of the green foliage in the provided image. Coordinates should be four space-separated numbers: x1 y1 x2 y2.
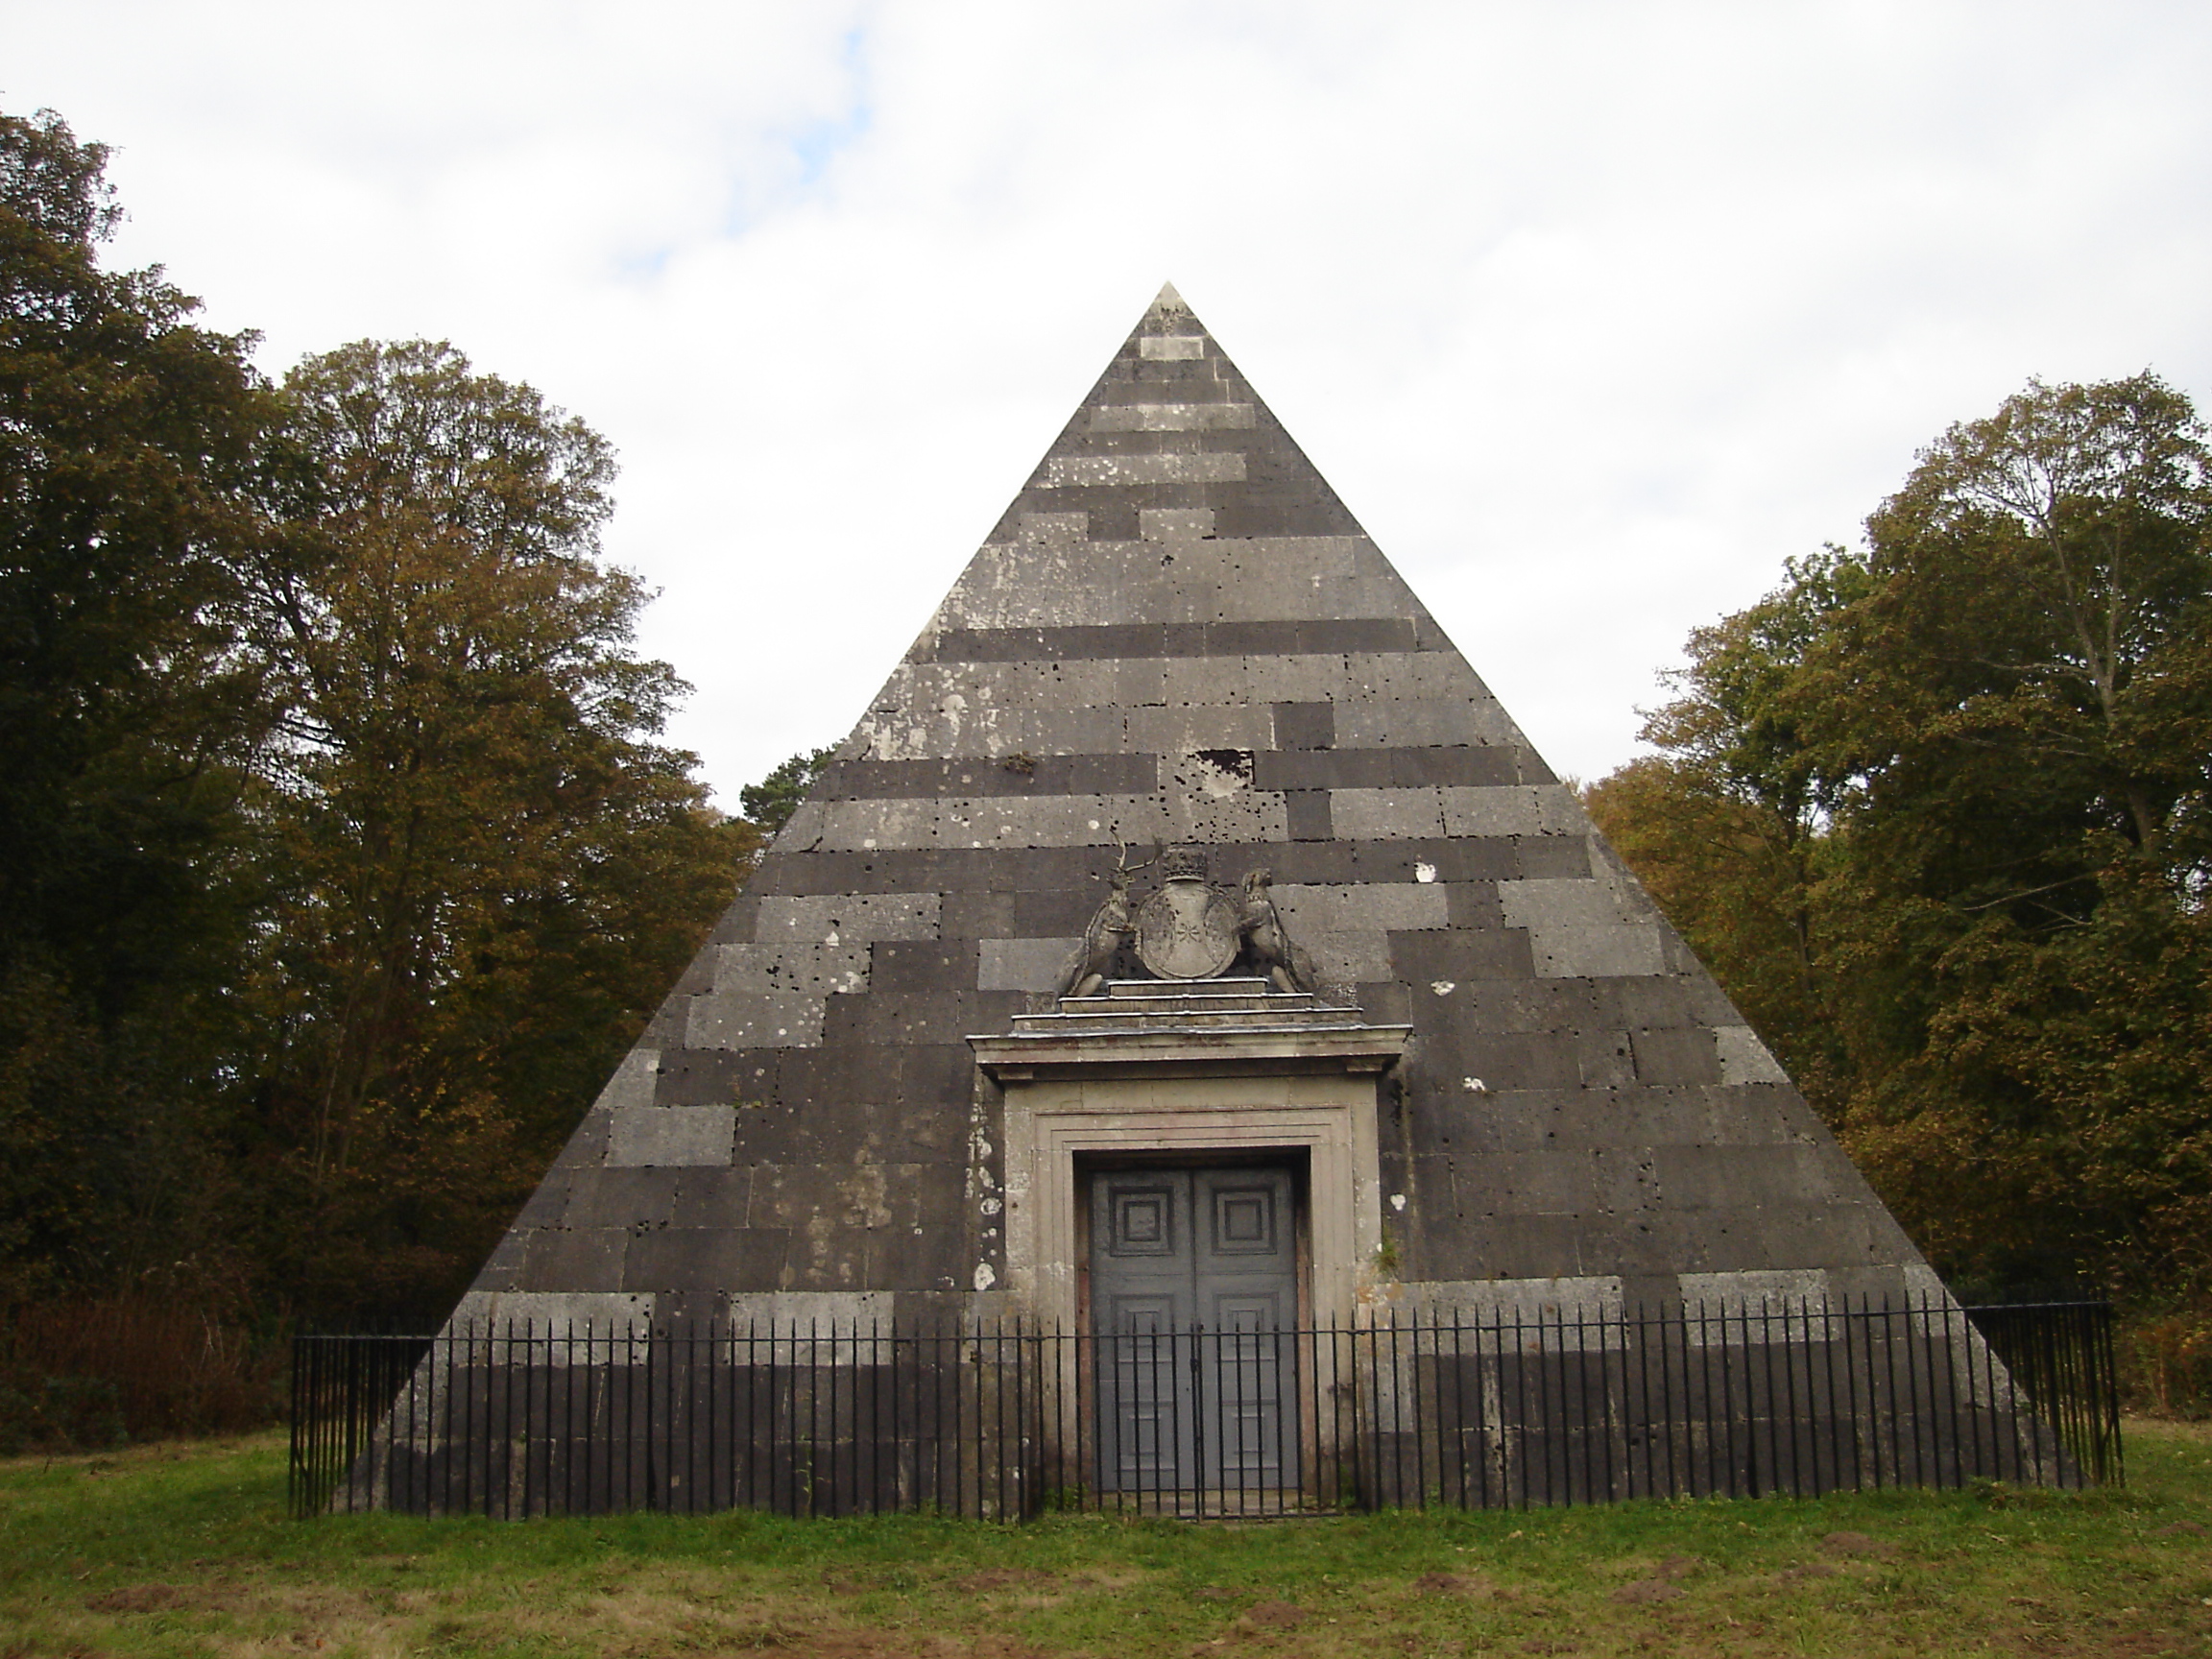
1590 373 2212 1309
739 745 836 834
236 340 757 1322
0 107 272 1303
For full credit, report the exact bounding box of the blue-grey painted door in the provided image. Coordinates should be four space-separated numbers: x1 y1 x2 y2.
1090 1166 1298 1491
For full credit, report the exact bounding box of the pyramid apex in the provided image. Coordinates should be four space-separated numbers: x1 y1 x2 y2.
1149 280 1190 315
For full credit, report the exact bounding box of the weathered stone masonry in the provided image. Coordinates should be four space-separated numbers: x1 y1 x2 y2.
456 282 1939 1340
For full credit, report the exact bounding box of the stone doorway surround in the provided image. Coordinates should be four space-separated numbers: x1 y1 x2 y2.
969 978 1409 1334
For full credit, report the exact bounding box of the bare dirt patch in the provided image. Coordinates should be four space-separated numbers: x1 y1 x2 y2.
1819 1530 1899 1558
1413 1570 1493 1597
1241 1600 1308 1629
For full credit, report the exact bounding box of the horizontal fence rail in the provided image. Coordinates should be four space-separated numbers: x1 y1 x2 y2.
290 1297 2120 1520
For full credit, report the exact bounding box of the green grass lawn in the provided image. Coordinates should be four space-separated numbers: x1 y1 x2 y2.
2 1422 2208 1657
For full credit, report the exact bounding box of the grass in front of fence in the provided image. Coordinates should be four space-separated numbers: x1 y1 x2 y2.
3 1423 2209 1657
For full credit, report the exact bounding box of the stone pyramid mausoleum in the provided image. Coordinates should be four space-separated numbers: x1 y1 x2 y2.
456 282 1945 1343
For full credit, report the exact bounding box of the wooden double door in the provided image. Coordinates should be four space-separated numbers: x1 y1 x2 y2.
1088 1165 1300 1493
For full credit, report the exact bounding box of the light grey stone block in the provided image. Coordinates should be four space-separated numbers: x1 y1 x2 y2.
1713 1024 1788 1085
1678 1269 1832 1344
1334 697 1528 750
1041 452 1245 488
1274 882 1449 933
448 1290 657 1353
723 1291 898 1358
1014 511 1089 546
1092 402 1255 432
1499 878 1630 930
1297 928 1395 983
685 987 829 1049
1526 924 1668 978
608 1104 736 1167
1398 1276 1626 1352
1018 706 1132 756
1141 507 1216 539
713 943 870 997
1138 334 1204 360
1330 787 1447 839
1344 652 1482 701
1125 702 1277 755
979 937 1082 992
589 1047 659 1118
1439 785 1581 837
755 894 942 943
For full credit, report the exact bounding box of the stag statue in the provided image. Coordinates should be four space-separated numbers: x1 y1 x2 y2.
1057 838 1155 998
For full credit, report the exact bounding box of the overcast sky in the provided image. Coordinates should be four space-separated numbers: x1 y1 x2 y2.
9 3 2211 804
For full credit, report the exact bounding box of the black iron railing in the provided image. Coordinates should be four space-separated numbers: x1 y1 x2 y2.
290 1296 2120 1519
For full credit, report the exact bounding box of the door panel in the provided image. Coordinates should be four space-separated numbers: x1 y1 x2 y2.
1091 1166 1298 1492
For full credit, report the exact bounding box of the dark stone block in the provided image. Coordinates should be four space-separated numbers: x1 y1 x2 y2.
871 1224 965 1291
820 991 972 1046
941 889 1016 940
1254 748 1395 789
706 894 761 945
1389 926 1536 983
516 1170 574 1228
901 1044 976 1109
730 1103 822 1166
1575 1028 1637 1090
565 1169 681 1231
1514 835 1593 878
1445 881 1504 928
1631 1027 1722 1087
1011 886 1094 937
1588 1142 1661 1213
869 940 974 996
1357 980 1413 1024
1452 1031 1584 1093
1271 840 1358 882
1478 979 1606 1033
1364 838 1519 881
1271 701 1334 750
554 1112 611 1169
1206 619 1304 656
670 1166 752 1229
523 1228 629 1292
624 1228 746 1292
641 1000 689 1047
1594 978 1703 1029
1302 616 1418 654
1411 610 1458 653
1466 1214 1588 1280
1285 790 1333 842
746 1163 858 1231
657 1049 756 1107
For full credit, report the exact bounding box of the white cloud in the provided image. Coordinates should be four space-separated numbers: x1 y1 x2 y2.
7 0 2209 798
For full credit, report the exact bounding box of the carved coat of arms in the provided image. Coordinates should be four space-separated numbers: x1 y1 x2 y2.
1133 847 1241 979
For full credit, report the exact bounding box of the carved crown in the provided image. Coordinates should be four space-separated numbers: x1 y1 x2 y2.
1159 845 1210 882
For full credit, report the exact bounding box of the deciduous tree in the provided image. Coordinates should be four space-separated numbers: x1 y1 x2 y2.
0 108 270 1300
1593 375 2212 1303
239 341 753 1320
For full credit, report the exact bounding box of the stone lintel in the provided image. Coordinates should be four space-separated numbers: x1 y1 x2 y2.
969 1023 1409 1079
